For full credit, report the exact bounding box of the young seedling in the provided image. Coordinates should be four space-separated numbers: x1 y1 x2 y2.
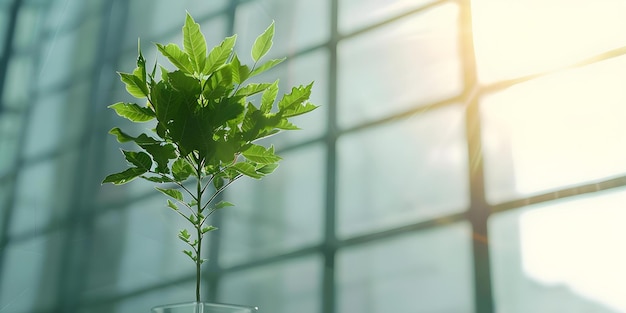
103 13 317 302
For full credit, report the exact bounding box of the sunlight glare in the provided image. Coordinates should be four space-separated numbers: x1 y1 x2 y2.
473 0 626 310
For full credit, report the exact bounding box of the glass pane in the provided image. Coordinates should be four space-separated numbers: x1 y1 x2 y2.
337 223 474 313
338 3 462 127
221 144 325 265
481 55 626 204
13 7 40 50
490 187 626 312
2 56 33 110
41 0 84 32
37 30 77 89
0 232 63 313
10 161 57 236
339 0 435 33
472 0 626 83
22 94 64 158
219 256 321 313
85 195 196 300
234 0 330 59
0 240 44 312
0 113 23 174
337 105 468 237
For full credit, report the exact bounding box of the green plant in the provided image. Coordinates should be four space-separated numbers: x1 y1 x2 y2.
102 13 317 302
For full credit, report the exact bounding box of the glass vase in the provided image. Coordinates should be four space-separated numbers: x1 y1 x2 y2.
151 302 258 313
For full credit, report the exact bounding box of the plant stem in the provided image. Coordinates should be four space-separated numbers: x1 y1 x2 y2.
195 161 203 303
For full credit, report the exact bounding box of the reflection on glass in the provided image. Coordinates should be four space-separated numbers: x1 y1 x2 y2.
337 223 474 313
472 0 626 83
338 3 461 127
221 145 325 265
337 105 468 238
490 188 626 312
220 256 321 313
481 55 626 203
339 0 435 33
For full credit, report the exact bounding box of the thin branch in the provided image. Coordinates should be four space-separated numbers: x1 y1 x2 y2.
201 174 242 212
199 174 242 226
151 171 198 202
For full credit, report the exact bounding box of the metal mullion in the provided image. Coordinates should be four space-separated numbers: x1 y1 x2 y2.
492 175 626 214
321 1 339 313
458 0 495 312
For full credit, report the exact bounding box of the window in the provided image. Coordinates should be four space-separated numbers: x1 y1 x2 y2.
1 1 625 312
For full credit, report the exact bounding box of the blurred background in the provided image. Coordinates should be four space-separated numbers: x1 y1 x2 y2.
1 0 626 312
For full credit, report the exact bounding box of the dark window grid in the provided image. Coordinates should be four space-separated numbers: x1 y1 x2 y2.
0 0 127 312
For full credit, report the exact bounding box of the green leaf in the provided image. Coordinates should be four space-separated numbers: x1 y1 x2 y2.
278 82 312 112
183 249 194 260
141 143 176 174
201 226 218 234
136 40 147 83
109 102 155 122
242 144 281 164
232 162 263 179
102 167 147 185
231 54 250 84
172 158 195 181
257 163 279 175
155 187 183 201
235 83 271 97
215 201 234 209
156 43 194 74
119 72 148 98
122 150 152 171
183 13 207 74
109 127 134 143
204 35 237 75
167 70 201 95
167 199 179 211
250 58 284 77
179 229 191 242
251 21 275 62
283 101 317 118
141 175 172 183
213 176 225 190
260 80 279 113
275 118 300 130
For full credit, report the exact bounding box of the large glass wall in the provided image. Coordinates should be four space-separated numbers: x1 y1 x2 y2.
1 0 625 313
